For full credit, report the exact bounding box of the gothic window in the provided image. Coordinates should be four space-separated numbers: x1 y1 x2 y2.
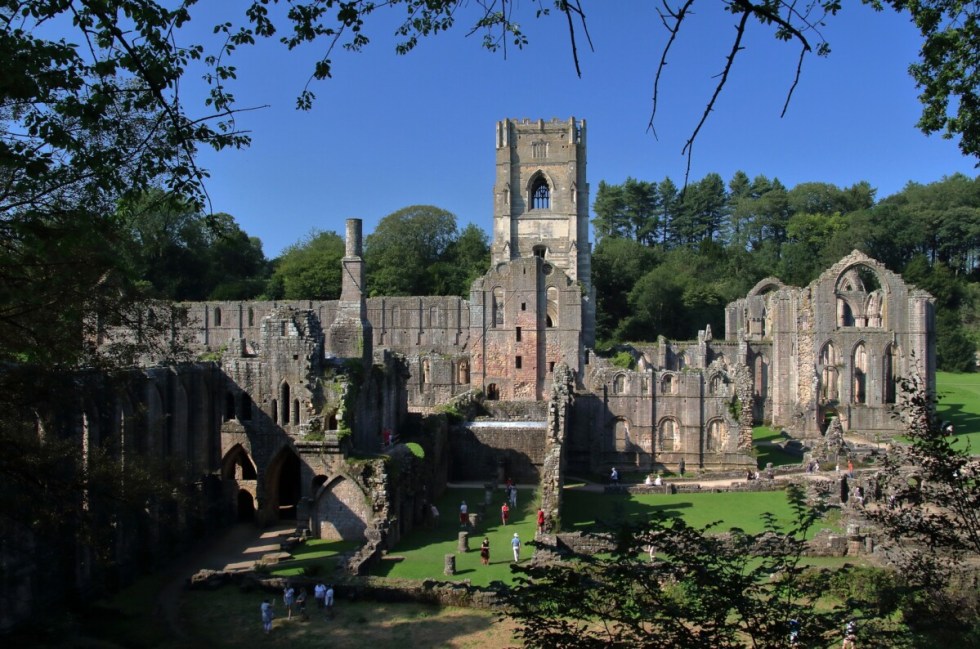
706 419 725 452
492 288 504 327
516 327 522 342
884 344 899 404
754 354 769 398
239 393 253 421
853 342 868 404
214 307 222 327
247 307 255 327
710 375 723 395
661 374 676 395
531 177 550 209
613 374 627 395
820 342 840 402
659 419 678 452
224 392 236 422
837 298 854 327
281 383 291 424
487 383 500 400
614 418 631 452
292 399 300 426
547 286 559 328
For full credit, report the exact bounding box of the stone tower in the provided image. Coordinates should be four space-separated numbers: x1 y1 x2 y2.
492 117 595 346
327 219 372 360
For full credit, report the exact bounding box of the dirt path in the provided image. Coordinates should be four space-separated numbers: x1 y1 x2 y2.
154 522 295 643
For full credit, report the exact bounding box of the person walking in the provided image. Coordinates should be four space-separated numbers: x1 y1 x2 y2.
314 581 326 609
480 537 490 565
536 508 546 535
260 599 274 634
501 501 510 525
509 484 518 507
283 584 295 620
610 467 619 485
324 584 335 620
511 532 521 562
459 500 468 527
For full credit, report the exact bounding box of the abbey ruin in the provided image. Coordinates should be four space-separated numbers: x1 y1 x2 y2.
1 117 936 630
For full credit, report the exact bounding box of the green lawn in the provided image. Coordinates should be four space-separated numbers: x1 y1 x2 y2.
561 485 838 538
936 371 980 451
268 538 362 577
753 425 801 469
368 487 539 586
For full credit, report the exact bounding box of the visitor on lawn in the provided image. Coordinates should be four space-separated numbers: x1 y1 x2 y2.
324 584 335 620
511 532 521 562
283 584 295 619
459 500 468 526
501 501 510 525
260 599 274 634
610 467 619 484
314 581 326 609
480 536 490 565
536 508 546 535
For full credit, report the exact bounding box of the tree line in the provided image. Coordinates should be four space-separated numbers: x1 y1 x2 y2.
591 172 980 371
118 173 980 372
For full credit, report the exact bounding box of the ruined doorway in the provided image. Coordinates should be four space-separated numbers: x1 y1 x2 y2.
237 489 256 522
267 447 302 520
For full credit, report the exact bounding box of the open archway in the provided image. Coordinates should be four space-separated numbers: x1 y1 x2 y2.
266 446 302 521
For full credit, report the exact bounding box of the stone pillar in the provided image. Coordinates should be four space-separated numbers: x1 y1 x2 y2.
444 554 456 576
457 531 469 553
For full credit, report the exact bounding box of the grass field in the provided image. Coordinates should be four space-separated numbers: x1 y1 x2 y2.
561 485 839 537
936 371 980 451
367 487 540 587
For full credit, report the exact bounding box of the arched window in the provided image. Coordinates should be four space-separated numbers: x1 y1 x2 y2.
709 375 723 395
820 342 840 402
613 374 627 395
239 393 253 421
661 374 676 395
292 399 300 426
281 383 291 424
754 354 769 398
546 286 559 328
706 419 725 452
614 418 631 452
884 344 900 404
248 307 255 327
531 176 550 209
486 383 499 400
457 360 470 384
853 342 868 404
492 288 504 327
224 392 236 422
659 419 678 452
214 307 222 327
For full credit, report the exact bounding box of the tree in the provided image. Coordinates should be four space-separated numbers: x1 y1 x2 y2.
864 376 980 640
266 230 344 300
505 485 880 648
592 238 659 341
365 205 458 297
439 222 490 297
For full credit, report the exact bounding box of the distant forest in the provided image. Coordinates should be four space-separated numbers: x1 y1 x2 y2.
120 173 980 372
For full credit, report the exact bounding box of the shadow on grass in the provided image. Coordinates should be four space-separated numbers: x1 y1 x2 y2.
269 539 362 577
561 490 694 531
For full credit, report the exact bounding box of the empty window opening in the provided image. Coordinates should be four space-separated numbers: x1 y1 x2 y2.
281 383 291 424
533 245 547 259
516 327 522 342
531 178 550 209
248 308 255 327
516 356 523 369
214 307 222 327
549 361 555 373
292 399 300 426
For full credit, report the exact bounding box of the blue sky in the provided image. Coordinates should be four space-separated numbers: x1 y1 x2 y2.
178 2 978 258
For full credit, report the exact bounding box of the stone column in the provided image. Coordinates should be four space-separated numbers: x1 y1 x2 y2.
444 554 456 576
457 531 469 553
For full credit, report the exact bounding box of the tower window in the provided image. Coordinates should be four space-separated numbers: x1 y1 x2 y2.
531 178 550 209
533 245 547 259
516 327 522 342
516 356 522 369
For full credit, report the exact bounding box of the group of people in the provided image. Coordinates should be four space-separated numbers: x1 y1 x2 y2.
261 582 335 634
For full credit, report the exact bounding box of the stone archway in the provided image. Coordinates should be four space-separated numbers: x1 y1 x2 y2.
266 446 302 521
314 476 371 541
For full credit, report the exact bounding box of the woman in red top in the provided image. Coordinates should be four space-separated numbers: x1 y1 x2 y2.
501 502 510 525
